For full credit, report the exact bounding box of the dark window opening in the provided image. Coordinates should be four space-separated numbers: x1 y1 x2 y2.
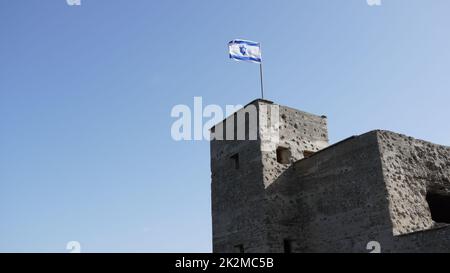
230 153 239 169
276 146 291 164
426 192 450 224
234 244 244 253
303 150 315 159
283 239 293 253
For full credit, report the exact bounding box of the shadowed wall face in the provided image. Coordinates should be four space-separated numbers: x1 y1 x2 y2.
210 100 269 253
265 132 393 252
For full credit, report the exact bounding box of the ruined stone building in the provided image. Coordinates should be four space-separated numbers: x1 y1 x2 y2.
210 99 450 253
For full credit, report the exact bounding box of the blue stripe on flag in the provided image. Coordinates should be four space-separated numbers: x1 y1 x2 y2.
229 54 261 63
228 39 260 46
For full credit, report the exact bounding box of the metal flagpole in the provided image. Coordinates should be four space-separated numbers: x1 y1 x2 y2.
259 61 264 99
259 42 264 99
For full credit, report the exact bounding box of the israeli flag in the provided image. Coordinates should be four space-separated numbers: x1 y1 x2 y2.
229 39 261 63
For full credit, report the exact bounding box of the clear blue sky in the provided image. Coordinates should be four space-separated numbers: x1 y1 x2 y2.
1 0 449 252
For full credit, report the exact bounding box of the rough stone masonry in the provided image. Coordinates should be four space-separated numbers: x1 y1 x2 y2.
210 99 450 253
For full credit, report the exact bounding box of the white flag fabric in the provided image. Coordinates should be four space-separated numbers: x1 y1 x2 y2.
228 39 261 63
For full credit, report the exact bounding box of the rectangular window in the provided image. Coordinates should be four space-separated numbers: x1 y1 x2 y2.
426 192 450 224
276 146 291 164
234 244 244 253
283 239 293 253
230 153 239 169
303 150 315 159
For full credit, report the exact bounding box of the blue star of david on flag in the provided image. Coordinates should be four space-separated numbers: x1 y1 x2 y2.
229 39 261 63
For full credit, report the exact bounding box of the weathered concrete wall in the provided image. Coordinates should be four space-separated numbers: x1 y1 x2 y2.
210 100 268 253
377 130 450 235
211 100 450 253
210 137 269 252
376 131 450 252
264 130 450 252
265 131 394 252
261 104 329 188
390 226 450 252
211 100 329 253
